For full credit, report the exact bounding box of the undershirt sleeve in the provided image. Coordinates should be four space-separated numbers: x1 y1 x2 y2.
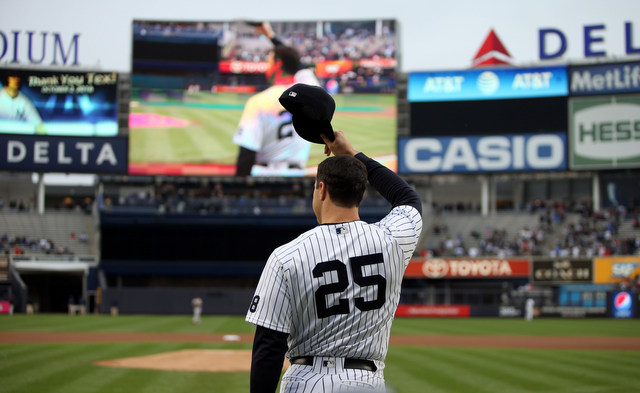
354 152 422 215
250 325 289 393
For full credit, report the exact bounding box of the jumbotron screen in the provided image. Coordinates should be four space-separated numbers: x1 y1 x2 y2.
0 68 118 137
129 19 398 176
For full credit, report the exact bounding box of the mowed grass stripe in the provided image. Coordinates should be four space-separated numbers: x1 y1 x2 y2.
527 349 640 377
459 348 624 391
1 343 124 393
385 347 466 393
390 318 640 336
387 347 523 393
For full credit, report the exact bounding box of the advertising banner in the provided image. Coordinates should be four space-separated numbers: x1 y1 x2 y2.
611 291 635 318
532 259 593 283
408 66 568 102
594 256 640 284
398 133 567 174
0 68 118 137
404 258 530 279
569 61 640 96
0 300 10 314
0 134 128 173
569 94 640 169
395 304 470 317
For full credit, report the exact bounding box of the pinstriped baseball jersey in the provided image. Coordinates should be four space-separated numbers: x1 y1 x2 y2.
233 85 311 172
246 205 422 365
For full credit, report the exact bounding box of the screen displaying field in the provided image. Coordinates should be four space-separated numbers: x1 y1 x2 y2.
129 19 398 176
0 68 118 137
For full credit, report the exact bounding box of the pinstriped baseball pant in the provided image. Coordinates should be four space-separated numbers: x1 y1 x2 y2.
280 356 386 393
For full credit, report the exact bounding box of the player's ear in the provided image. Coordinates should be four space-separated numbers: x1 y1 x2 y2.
318 181 328 201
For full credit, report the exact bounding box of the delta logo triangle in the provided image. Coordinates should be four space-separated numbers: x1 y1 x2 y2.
472 29 513 68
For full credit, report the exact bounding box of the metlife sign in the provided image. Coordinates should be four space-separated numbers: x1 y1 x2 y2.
569 94 640 169
408 66 568 102
398 133 567 174
570 62 640 96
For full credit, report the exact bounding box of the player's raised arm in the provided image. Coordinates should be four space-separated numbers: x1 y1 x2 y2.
321 131 422 214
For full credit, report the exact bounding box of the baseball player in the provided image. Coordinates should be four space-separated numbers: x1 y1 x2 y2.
0 74 46 133
233 45 316 177
246 130 423 393
191 295 203 324
253 21 321 87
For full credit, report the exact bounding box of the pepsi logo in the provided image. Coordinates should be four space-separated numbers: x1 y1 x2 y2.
614 292 632 311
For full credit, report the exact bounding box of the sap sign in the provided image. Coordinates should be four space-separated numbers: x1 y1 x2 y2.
398 134 567 174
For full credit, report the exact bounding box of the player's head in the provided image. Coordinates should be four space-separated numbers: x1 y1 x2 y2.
315 155 367 209
266 46 301 82
3 75 20 89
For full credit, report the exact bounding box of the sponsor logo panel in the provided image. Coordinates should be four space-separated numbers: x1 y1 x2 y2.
569 94 640 169
404 258 530 278
408 66 567 102
594 256 640 284
398 134 567 174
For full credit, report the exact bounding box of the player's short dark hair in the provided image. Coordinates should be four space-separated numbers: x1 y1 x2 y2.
316 155 367 208
273 46 301 75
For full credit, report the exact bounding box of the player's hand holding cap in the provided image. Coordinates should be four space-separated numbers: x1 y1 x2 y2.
279 83 335 144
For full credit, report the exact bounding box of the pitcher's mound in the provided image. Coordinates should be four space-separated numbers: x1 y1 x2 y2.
95 349 290 372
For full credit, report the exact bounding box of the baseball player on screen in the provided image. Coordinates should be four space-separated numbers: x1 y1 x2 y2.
246 129 423 392
233 42 320 177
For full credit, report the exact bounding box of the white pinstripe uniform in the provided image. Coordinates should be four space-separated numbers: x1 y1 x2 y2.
233 85 311 176
246 205 422 392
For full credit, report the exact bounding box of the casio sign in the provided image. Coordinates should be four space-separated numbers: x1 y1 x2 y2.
402 134 565 173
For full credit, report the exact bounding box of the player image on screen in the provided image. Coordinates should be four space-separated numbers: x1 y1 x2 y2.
246 130 423 392
233 44 320 177
0 74 45 134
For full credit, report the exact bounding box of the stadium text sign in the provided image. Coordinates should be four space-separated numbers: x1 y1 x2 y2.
398 134 567 174
570 62 640 95
0 31 80 66
408 66 567 102
532 259 593 283
594 256 640 284
569 94 640 169
404 258 531 279
539 22 640 60
0 135 128 173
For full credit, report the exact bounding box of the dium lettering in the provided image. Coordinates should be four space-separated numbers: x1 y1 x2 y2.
0 31 80 66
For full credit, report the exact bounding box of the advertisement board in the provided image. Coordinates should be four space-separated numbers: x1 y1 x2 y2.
398 133 567 174
404 258 531 279
395 305 470 317
0 68 118 137
594 256 640 284
569 61 640 96
569 94 640 169
0 134 128 173
532 259 593 283
611 291 635 318
129 19 398 177
408 66 568 102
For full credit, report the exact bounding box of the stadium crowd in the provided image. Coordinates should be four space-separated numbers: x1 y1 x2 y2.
423 200 640 258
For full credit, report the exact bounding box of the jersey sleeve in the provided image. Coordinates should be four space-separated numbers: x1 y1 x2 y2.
376 205 423 266
233 96 263 152
245 252 292 333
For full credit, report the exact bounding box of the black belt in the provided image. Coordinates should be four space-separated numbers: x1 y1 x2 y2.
256 163 302 169
290 356 377 372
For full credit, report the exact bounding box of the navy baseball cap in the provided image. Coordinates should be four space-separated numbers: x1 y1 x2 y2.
279 83 335 144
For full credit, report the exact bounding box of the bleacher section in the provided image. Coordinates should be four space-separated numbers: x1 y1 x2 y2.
0 211 96 256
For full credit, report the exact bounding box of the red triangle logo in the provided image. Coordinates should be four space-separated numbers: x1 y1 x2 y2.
472 29 512 68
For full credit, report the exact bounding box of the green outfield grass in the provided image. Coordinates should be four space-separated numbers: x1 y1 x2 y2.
129 90 396 170
1 315 639 393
